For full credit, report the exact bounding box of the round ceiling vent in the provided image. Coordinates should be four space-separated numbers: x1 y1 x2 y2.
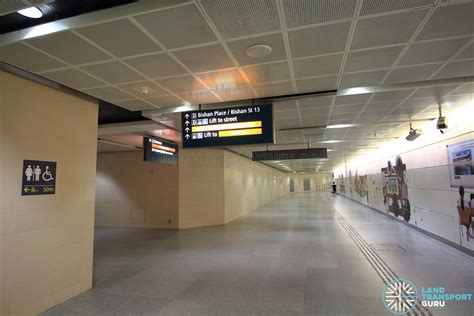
245 44 272 58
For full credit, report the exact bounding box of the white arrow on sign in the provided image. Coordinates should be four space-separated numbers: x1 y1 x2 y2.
185 127 190 132
185 134 190 139
185 121 190 125
185 114 190 119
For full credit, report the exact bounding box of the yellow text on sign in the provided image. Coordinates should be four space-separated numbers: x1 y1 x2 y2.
192 121 262 132
219 128 262 137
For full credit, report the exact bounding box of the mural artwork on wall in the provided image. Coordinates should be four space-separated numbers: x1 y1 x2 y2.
354 170 368 197
339 174 346 194
382 156 411 222
349 170 353 194
457 186 473 243
447 139 474 188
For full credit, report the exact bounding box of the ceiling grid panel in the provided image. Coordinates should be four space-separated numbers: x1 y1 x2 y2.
276 0 302 127
70 29 187 108
127 14 224 105
19 40 111 89
379 2 442 84
429 37 474 79
323 0 363 141
194 0 258 99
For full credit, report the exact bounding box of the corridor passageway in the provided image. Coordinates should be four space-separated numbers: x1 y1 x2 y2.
43 193 474 315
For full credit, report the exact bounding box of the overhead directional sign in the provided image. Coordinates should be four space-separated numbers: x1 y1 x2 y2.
252 148 328 161
21 160 57 196
181 104 274 148
143 136 178 165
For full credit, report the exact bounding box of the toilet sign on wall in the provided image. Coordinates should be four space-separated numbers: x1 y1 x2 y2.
21 160 57 196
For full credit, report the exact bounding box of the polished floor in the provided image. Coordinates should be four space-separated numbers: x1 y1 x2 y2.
42 193 474 315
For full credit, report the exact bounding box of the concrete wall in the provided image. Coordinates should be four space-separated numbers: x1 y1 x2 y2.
178 148 225 229
290 173 333 193
95 151 179 229
0 70 98 315
94 148 290 230
223 151 289 223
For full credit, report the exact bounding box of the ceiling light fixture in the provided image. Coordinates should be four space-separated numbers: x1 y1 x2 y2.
326 124 357 129
320 140 342 144
18 7 43 18
405 123 422 141
245 44 272 58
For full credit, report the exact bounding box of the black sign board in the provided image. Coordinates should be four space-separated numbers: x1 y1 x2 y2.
143 136 178 165
21 160 57 196
252 148 328 161
181 104 274 148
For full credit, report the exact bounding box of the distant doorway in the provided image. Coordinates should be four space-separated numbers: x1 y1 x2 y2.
303 178 311 191
289 178 294 192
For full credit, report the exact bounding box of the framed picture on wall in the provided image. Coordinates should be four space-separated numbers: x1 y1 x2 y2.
447 139 474 188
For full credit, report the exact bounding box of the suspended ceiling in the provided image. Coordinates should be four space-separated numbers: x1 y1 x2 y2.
0 0 473 172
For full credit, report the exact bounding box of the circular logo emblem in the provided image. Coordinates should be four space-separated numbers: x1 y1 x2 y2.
381 278 418 314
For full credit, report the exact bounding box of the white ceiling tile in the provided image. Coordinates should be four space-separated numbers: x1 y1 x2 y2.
253 81 295 97
274 109 299 118
454 41 474 60
0 43 66 72
80 61 145 84
144 95 183 108
213 85 256 101
365 101 400 111
450 82 474 95
399 38 470 65
42 68 105 89
296 75 338 92
200 0 280 39
417 2 474 40
156 75 207 93
82 86 133 102
288 21 351 58
293 53 343 78
115 99 158 111
283 0 357 28
197 69 247 90
399 97 435 109
117 81 168 98
299 96 334 108
178 90 220 104
335 94 372 105
339 70 386 88
360 0 435 16
345 46 404 72
300 107 331 117
242 61 291 84
351 9 429 49
434 60 474 79
123 53 188 78
134 4 217 49
274 100 297 111
331 103 365 114
26 31 110 65
76 19 161 58
411 84 460 98
385 63 442 83
226 33 287 66
173 44 235 73
370 89 415 102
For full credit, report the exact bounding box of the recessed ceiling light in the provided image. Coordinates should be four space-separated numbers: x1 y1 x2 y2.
245 44 272 58
326 124 356 129
18 7 43 19
321 140 341 144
